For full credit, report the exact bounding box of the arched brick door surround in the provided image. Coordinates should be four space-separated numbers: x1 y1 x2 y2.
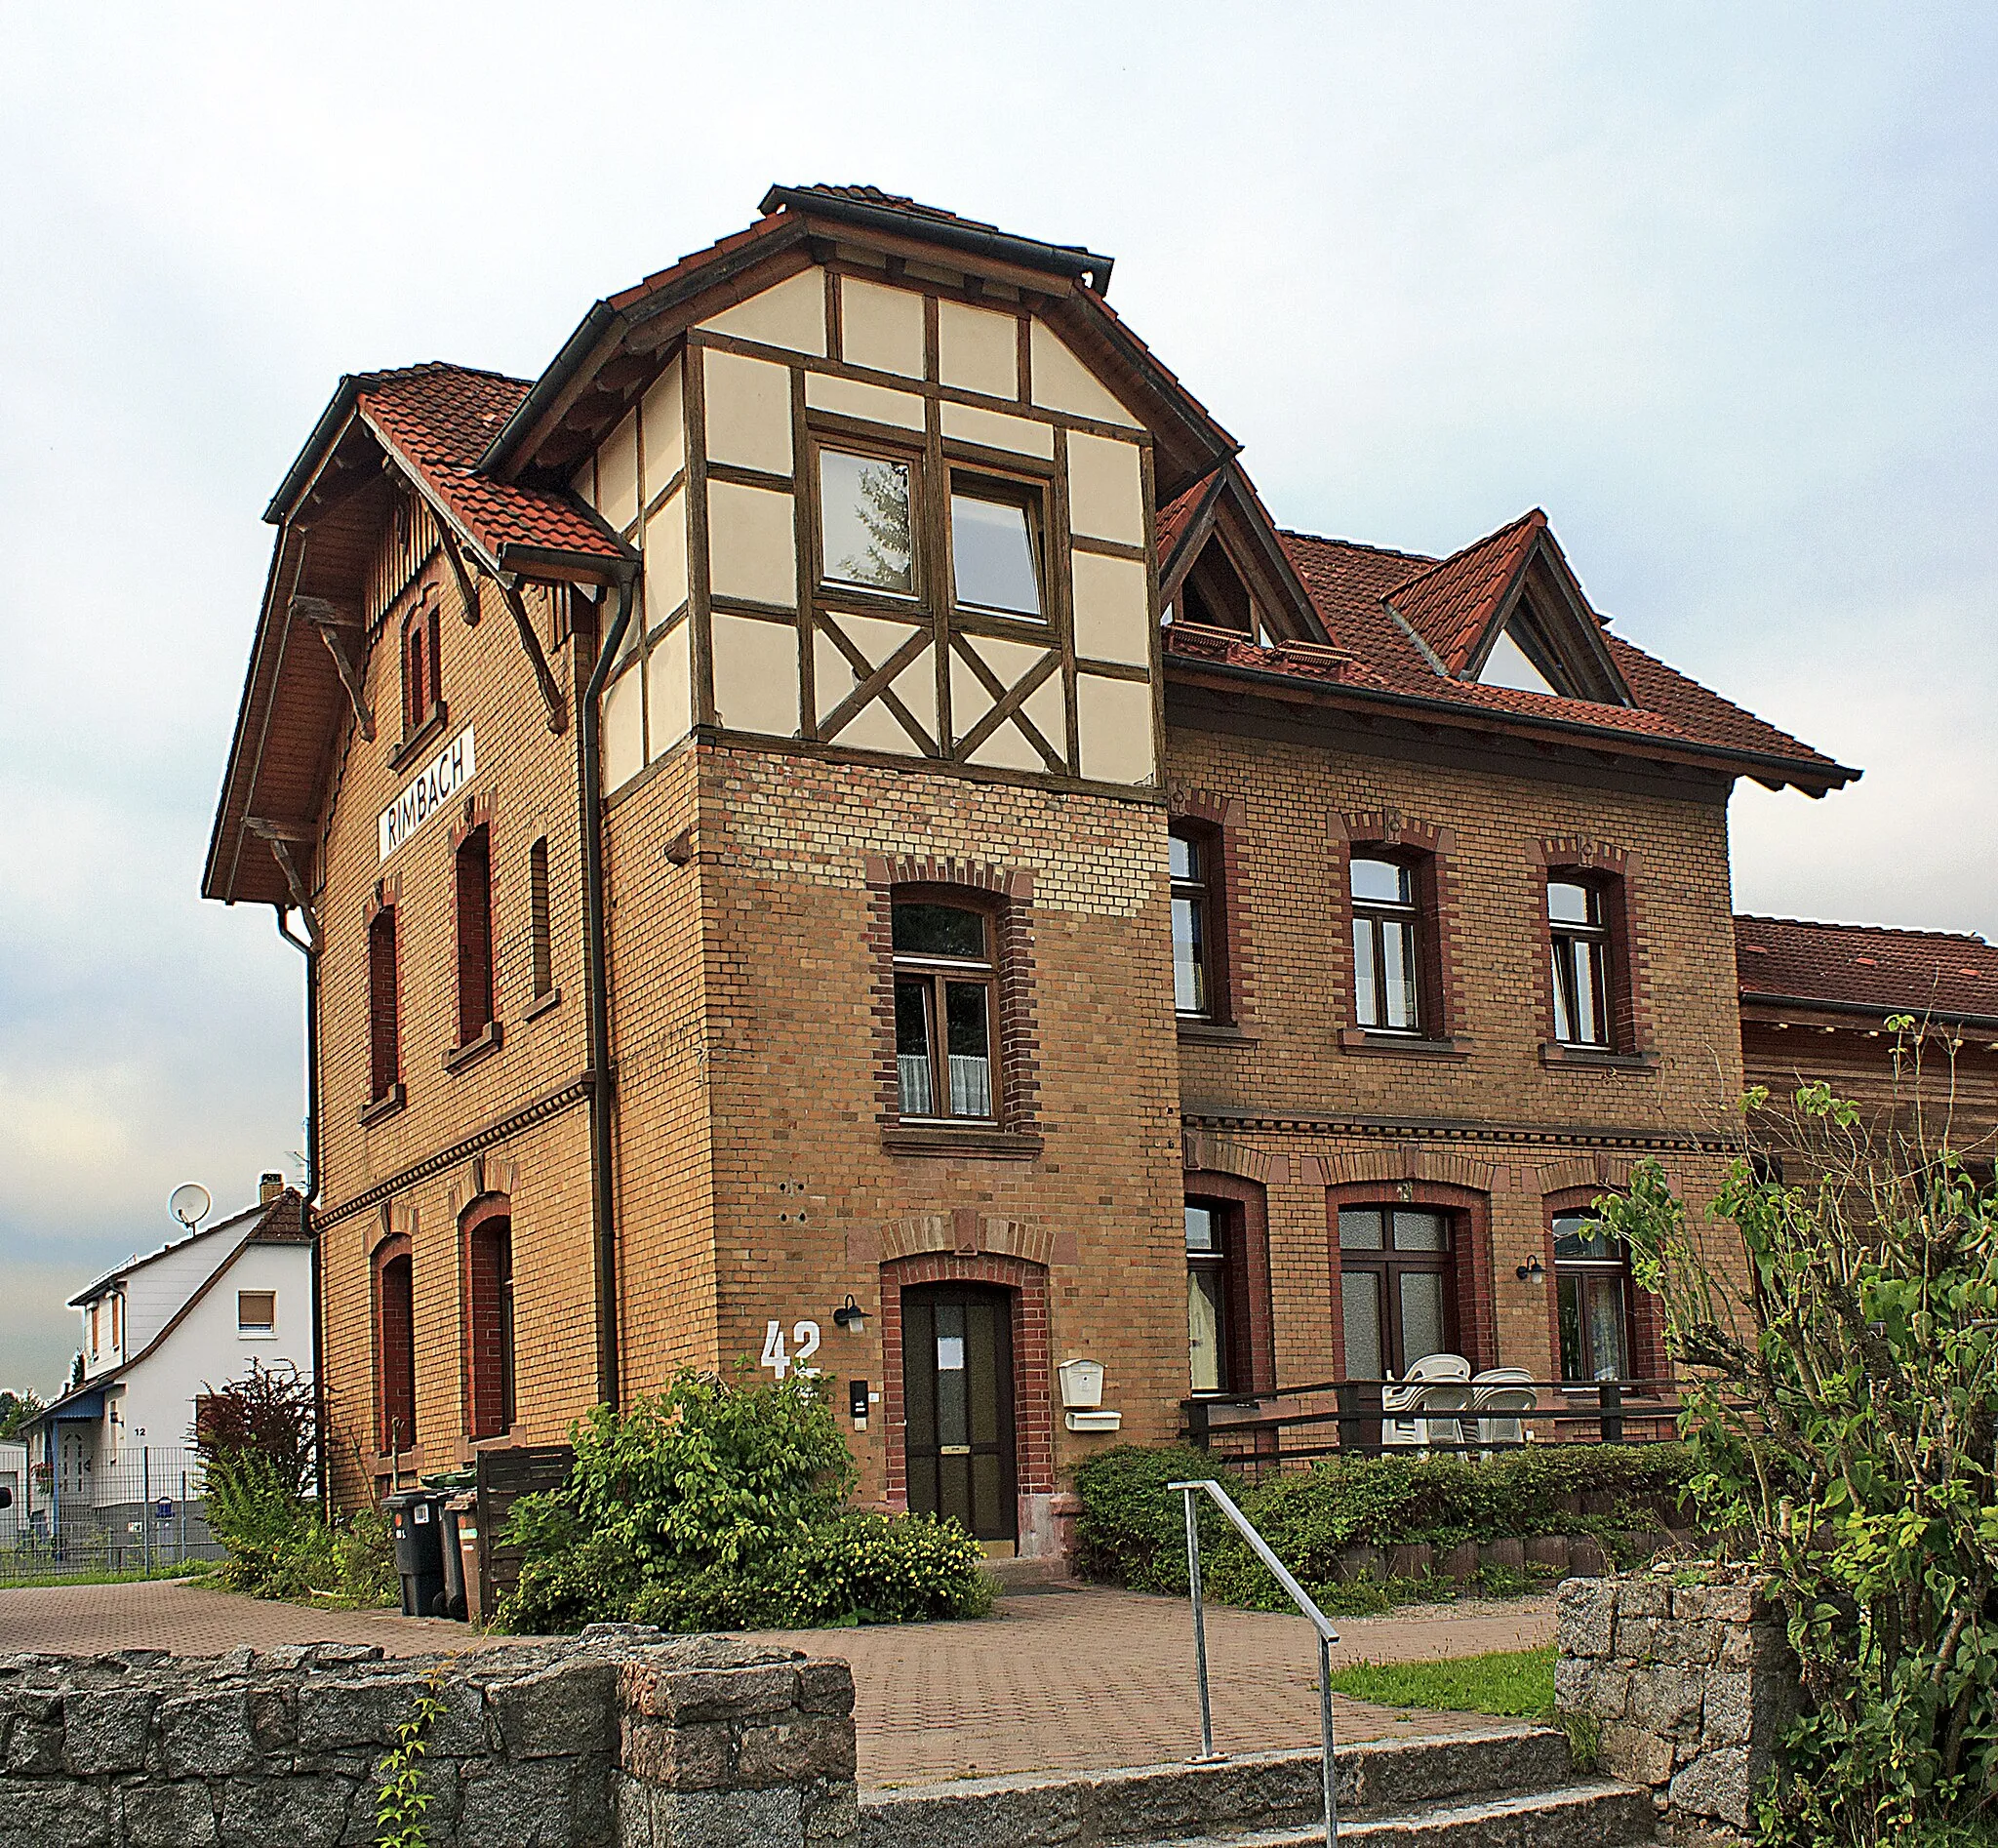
879 1252 1053 1512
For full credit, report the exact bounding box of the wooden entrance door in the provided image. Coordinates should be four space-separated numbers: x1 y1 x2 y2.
901 1284 1017 1542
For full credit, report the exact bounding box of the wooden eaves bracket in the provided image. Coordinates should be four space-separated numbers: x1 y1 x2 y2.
499 576 569 735
289 595 375 742
244 818 321 948
435 524 484 627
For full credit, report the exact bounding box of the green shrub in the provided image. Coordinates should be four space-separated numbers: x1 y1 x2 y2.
1071 1440 1694 1611
203 1450 395 1606
497 1368 990 1633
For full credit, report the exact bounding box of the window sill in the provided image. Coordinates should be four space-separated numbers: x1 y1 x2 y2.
1177 1019 1257 1046
1538 1041 1658 1071
386 703 450 773
881 1125 1044 1160
1339 1028 1472 1060
443 1021 504 1075
524 986 562 1023
236 1332 279 1342
358 1084 407 1127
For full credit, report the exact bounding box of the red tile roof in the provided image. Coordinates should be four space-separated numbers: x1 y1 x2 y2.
1736 916 1998 1022
1224 523 1852 785
355 363 631 567
1386 509 1545 671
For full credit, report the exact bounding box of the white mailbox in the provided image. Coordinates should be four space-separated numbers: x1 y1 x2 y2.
1058 1358 1104 1409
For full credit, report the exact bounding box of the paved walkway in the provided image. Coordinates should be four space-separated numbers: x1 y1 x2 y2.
0 1578 1554 1788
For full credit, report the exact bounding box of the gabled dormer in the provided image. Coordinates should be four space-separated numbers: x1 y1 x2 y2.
1157 463 1330 647
1388 509 1630 707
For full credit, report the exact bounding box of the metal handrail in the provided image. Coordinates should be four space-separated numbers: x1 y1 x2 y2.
1169 1477 1340 1846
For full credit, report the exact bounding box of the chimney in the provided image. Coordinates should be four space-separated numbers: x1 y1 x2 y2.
260 1172 285 1204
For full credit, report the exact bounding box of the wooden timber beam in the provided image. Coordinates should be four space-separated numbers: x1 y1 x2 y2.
245 819 321 947
290 595 375 741
499 579 569 734
435 522 484 626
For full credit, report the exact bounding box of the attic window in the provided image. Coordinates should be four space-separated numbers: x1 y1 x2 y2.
1175 536 1256 636
1479 624 1564 697
238 1290 277 1335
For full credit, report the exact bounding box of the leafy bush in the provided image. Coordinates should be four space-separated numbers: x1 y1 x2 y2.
498 1368 991 1633
194 1364 391 1606
1070 1440 1693 1609
1604 1059 1998 1847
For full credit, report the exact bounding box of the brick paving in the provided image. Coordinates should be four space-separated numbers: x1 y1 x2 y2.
0 1578 1554 1788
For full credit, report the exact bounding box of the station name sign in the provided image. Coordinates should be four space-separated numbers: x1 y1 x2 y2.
378 725 475 864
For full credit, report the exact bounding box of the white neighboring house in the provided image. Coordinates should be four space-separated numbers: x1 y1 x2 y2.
23 1176 312 1539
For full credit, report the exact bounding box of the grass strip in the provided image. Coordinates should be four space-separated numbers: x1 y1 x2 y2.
1327 1645 1555 1718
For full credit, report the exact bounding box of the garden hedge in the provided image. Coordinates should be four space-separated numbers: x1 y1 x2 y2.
1071 1442 1695 1608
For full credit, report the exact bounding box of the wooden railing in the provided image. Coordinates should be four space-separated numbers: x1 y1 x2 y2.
1181 1377 1688 1466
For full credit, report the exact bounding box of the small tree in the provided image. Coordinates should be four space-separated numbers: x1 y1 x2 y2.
1600 1026 1998 1844
0 1389 45 1439
192 1359 316 1496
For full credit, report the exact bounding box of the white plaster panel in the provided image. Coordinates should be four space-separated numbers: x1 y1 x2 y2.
1030 320 1140 426
1066 432 1146 545
707 481 798 607
940 401 1055 459
603 662 645 790
1075 671 1156 784
948 648 994 735
699 267 827 355
1071 549 1152 666
839 276 925 378
643 490 688 627
597 411 640 534
641 358 685 495
805 371 926 430
702 348 794 475
646 619 692 758
711 614 801 737
938 300 1019 399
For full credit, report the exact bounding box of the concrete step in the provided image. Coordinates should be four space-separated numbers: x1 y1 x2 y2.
1154 1780 1656 1847
860 1724 1642 1848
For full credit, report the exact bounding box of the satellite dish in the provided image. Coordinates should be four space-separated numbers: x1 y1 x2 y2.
169 1184 212 1230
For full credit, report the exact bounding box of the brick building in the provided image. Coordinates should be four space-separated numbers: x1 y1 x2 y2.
1737 914 1998 1184
204 186 1856 1553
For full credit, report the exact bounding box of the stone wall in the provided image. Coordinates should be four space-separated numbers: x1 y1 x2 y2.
1556 1572 1801 1831
0 1627 855 1848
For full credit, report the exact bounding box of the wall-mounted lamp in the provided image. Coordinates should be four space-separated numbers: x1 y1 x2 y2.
1515 1256 1547 1286
832 1295 866 1333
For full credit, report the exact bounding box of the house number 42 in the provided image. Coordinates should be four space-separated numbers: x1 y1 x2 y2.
761 1319 821 1380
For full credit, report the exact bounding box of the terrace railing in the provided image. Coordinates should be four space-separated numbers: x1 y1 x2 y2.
1182 1376 1689 1469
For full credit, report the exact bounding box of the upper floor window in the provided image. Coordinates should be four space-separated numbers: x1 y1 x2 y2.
1553 1214 1630 1382
950 479 1044 621
1351 857 1420 1034
819 447 915 596
1171 828 1213 1018
529 837 553 1002
455 826 495 1048
368 903 400 1101
237 1290 277 1336
402 603 441 735
892 901 995 1121
1548 878 1611 1046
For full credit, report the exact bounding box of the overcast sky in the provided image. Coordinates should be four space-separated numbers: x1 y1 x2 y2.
2 4 1993 1393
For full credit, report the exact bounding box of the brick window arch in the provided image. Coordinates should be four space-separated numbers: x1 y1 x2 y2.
864 857 1039 1135
878 1251 1052 1515
1533 838 1654 1060
1181 1170 1274 1397
1540 1185 1666 1386
1325 1180 1496 1377
372 1233 417 1454
1334 810 1466 1050
402 598 442 737
460 1195 516 1440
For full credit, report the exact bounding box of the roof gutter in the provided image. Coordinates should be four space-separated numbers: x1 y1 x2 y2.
262 380 366 526
477 299 626 480
759 185 1114 294
1739 990 1998 1034
1166 655 1861 794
